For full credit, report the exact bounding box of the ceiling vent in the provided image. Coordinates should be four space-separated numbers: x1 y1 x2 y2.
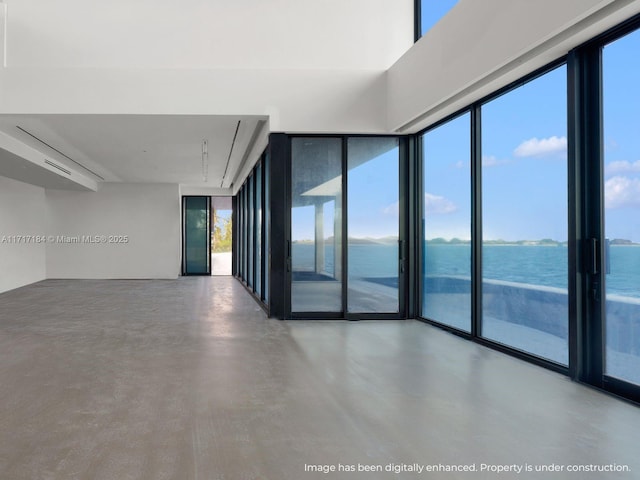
44 158 71 175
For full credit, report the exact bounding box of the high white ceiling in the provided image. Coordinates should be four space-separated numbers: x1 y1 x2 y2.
0 114 268 190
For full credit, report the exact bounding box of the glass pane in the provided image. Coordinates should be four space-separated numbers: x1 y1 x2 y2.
264 152 270 303
240 189 245 278
481 66 568 365
347 137 399 313
291 138 342 312
233 192 242 276
422 113 471 331
421 0 458 36
603 29 640 385
255 163 263 297
242 187 247 279
184 196 210 274
248 175 254 288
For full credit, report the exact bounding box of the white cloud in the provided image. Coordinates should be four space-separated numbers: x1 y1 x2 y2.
482 155 507 167
605 160 640 176
605 176 640 209
424 193 457 215
384 193 458 216
382 201 399 216
454 160 466 169
514 136 567 158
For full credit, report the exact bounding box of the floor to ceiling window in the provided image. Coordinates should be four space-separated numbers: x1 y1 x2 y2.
182 196 211 275
247 173 255 289
603 28 640 386
291 138 343 313
481 65 568 365
255 163 263 298
264 152 270 304
419 65 568 364
347 138 400 314
421 113 471 332
288 136 403 317
241 186 248 280
252 16 640 404
234 152 269 310
237 188 244 279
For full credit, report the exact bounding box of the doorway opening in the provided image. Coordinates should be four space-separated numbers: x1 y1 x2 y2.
211 196 233 276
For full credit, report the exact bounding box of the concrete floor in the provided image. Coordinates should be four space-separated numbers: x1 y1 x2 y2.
0 278 639 480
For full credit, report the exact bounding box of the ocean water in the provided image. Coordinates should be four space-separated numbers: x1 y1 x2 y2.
292 243 640 298
292 244 399 278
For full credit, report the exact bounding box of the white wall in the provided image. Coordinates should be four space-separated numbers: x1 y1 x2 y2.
388 0 640 133
0 175 47 293
5 0 640 138
0 3 6 67
4 0 412 70
45 183 181 279
0 69 389 134
0 1 412 134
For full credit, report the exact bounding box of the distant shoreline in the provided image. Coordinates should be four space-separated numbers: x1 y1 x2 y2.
425 239 639 246
291 238 640 246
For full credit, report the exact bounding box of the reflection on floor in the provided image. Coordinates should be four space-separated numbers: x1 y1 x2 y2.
0 277 639 479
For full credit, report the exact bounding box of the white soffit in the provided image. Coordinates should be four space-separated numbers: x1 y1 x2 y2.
0 130 97 191
0 114 269 189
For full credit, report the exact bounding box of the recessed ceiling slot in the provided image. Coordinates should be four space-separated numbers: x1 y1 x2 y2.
44 159 71 175
16 125 105 180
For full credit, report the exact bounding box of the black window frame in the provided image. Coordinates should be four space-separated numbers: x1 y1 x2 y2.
414 13 640 404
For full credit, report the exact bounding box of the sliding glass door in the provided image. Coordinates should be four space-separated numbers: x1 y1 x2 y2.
481 66 568 365
415 18 640 402
347 138 400 314
602 28 640 387
421 113 471 331
289 136 403 317
183 196 211 275
291 138 343 313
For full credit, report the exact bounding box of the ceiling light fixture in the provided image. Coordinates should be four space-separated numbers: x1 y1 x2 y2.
202 139 208 182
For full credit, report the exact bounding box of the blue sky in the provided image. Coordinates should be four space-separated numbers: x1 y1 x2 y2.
347 149 399 239
603 28 640 242
421 28 640 243
481 65 568 242
421 0 459 36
